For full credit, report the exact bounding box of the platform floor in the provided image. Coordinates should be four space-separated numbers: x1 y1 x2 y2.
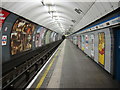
29 39 120 89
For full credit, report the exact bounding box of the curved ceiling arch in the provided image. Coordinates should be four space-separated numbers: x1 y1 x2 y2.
41 17 73 26
55 5 80 21
2 1 118 35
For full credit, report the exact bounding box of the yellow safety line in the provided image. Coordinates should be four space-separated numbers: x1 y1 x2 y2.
35 48 61 90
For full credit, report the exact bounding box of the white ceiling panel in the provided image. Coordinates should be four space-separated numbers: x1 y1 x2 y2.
1 0 119 35
109 2 119 10
100 1 114 13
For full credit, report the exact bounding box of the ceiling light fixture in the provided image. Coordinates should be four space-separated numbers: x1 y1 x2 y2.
71 20 76 23
74 8 83 14
42 0 64 33
41 0 45 6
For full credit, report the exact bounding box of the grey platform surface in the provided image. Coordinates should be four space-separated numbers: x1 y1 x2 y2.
34 39 120 88
58 39 120 88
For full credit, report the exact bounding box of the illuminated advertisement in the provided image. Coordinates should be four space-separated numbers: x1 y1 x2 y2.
0 9 10 28
85 35 89 49
98 32 105 65
91 34 95 58
53 33 56 42
40 27 46 46
81 35 85 51
78 36 81 49
80 35 82 49
74 36 77 45
50 32 55 42
11 18 36 55
35 27 46 47
35 27 41 48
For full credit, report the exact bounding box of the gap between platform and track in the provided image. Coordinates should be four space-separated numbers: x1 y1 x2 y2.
35 48 60 89
25 41 63 89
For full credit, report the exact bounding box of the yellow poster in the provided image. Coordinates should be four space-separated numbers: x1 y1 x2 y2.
82 35 85 51
98 32 105 65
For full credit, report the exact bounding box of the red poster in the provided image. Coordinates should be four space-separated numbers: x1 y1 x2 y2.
0 9 10 27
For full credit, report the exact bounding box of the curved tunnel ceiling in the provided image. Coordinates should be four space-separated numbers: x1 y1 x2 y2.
1 0 120 35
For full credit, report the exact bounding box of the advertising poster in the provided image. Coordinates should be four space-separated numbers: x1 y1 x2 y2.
77 36 81 49
2 35 7 46
11 18 35 55
40 28 46 45
0 9 10 28
35 28 40 48
98 32 105 65
53 33 56 42
50 32 54 42
74 36 77 45
35 27 44 47
91 34 95 58
82 35 85 51
45 30 51 44
55 33 58 41
85 35 89 49
80 35 82 49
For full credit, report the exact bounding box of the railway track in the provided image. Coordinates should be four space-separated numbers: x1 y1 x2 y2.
2 40 62 89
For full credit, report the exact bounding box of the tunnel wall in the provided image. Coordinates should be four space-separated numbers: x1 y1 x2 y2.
1 8 62 63
69 8 120 75
75 28 112 73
